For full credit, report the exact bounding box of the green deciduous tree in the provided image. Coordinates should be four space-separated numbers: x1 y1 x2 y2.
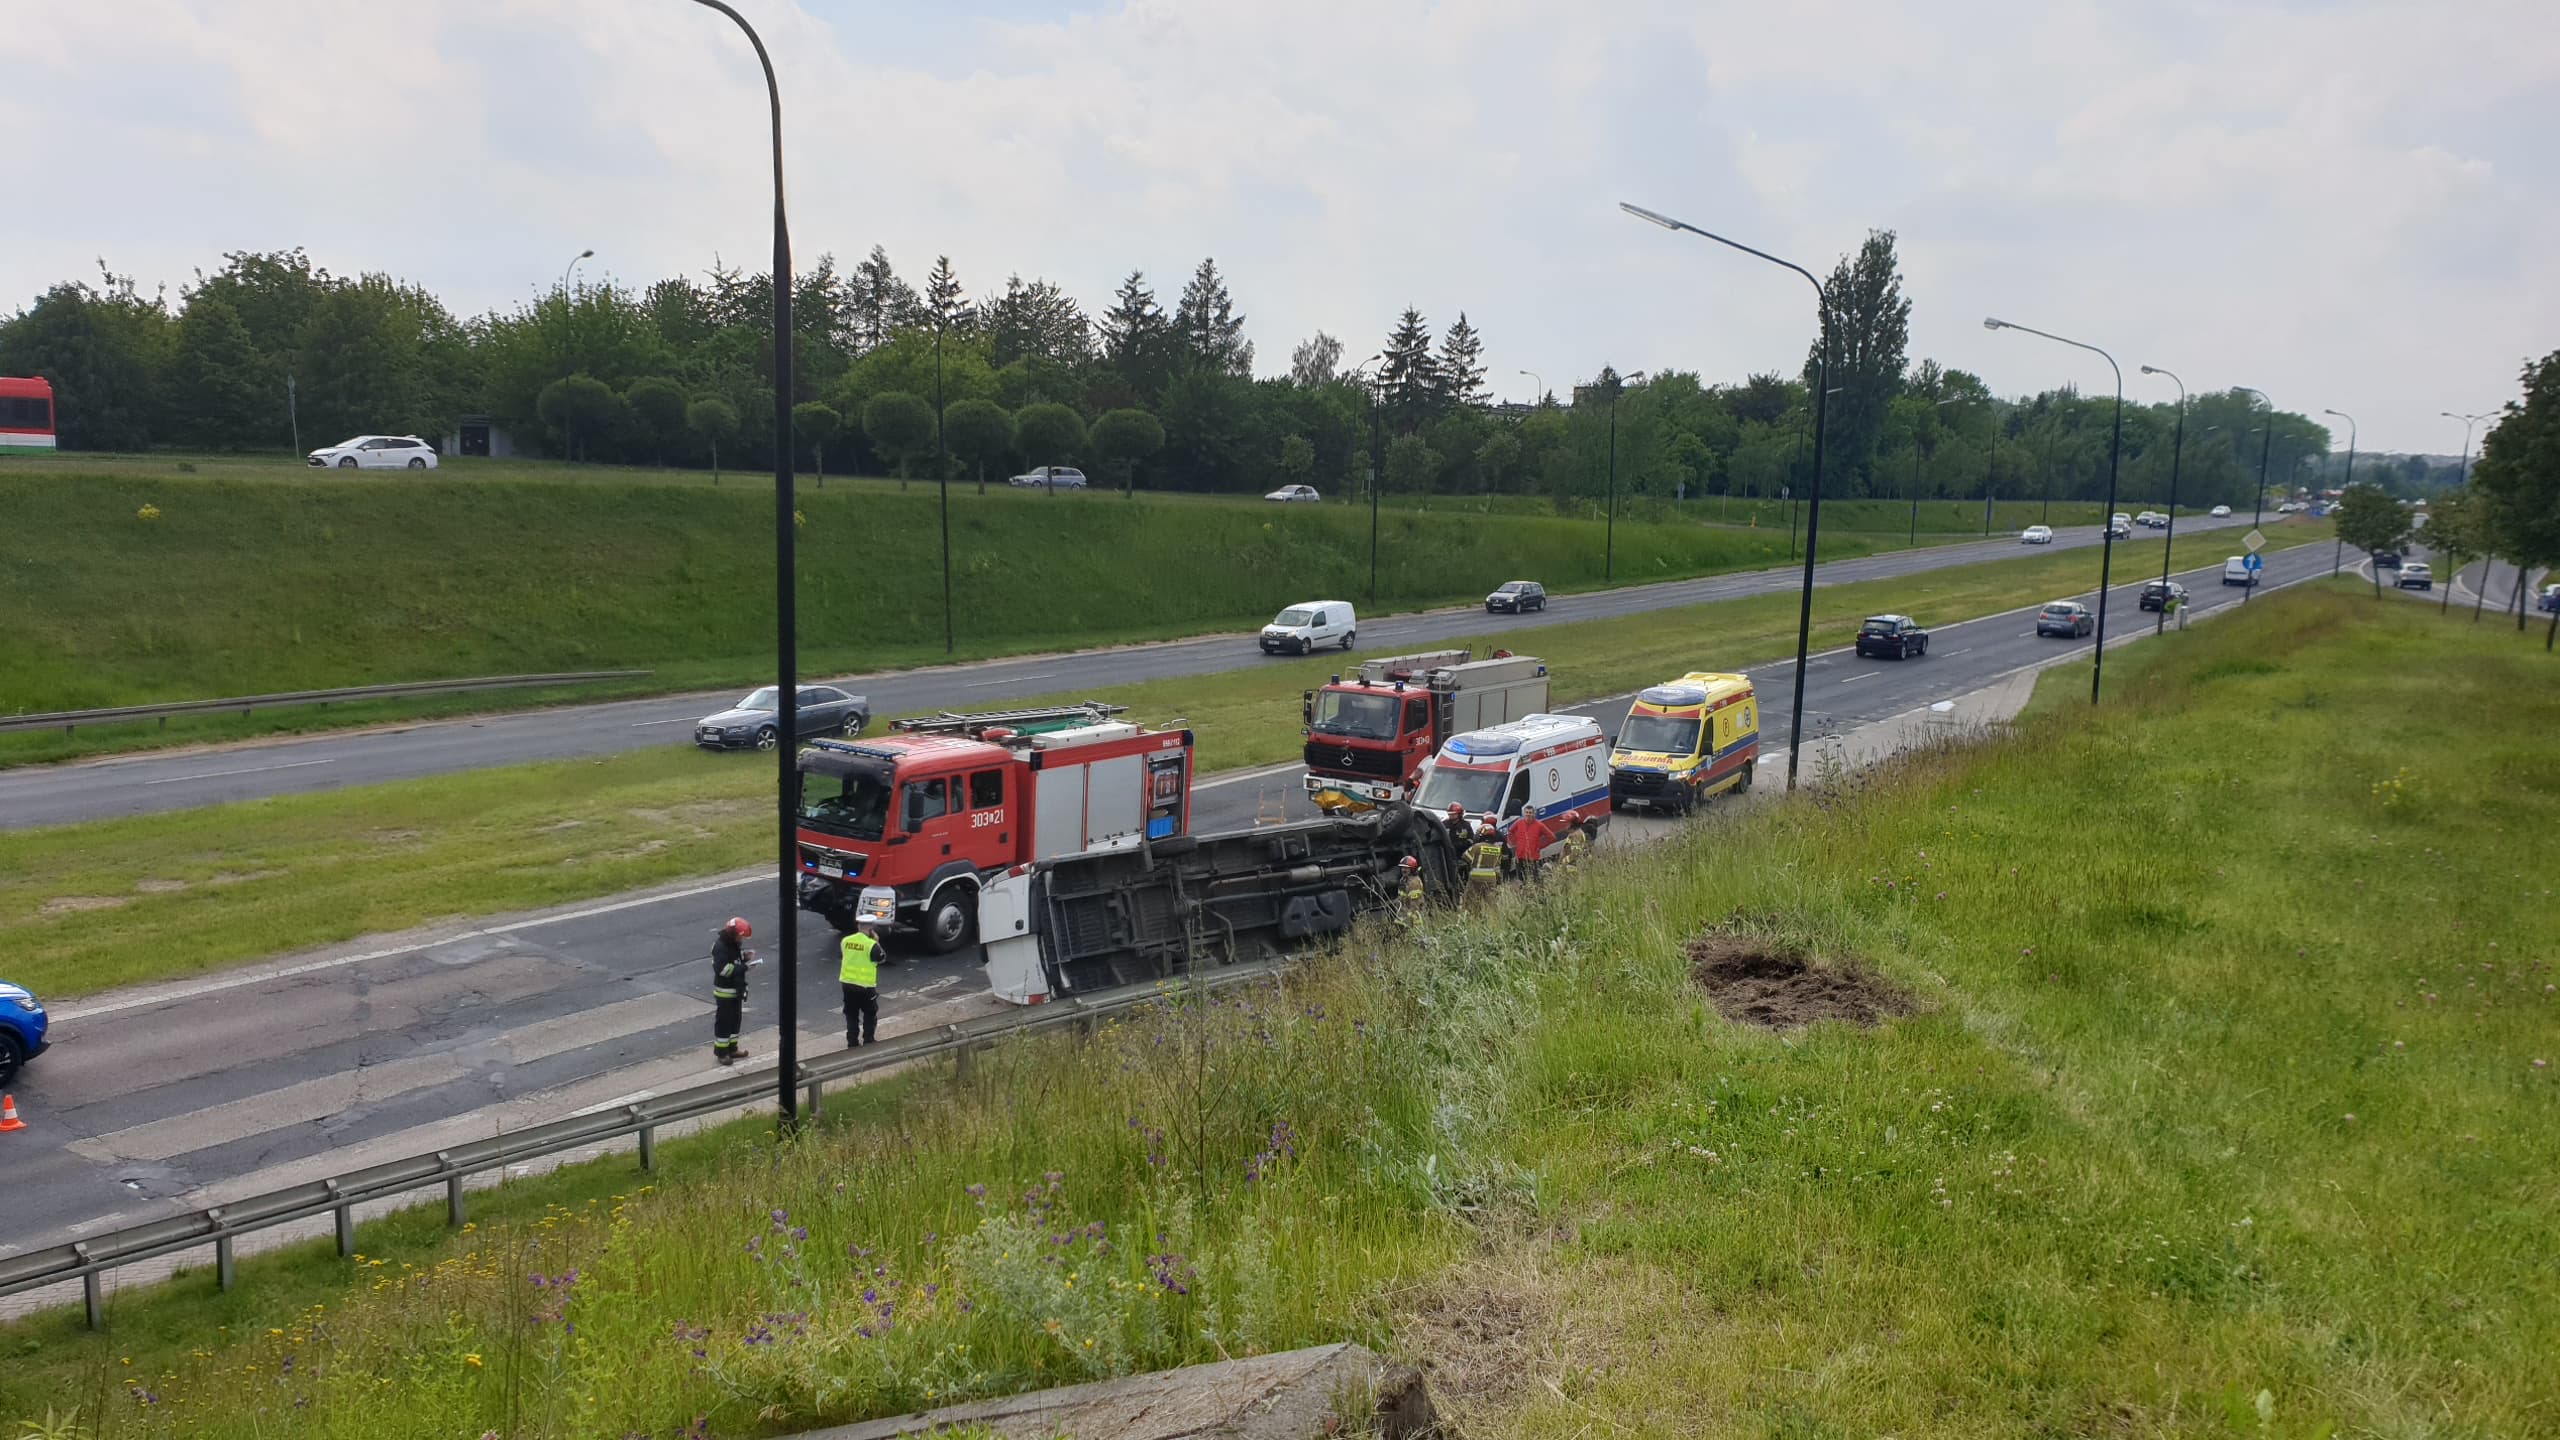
1808 229 1911 494
1385 432 1443 499
2418 486 2485 617
793 401 842 480
1013 403 1087 488
1276 433 1316 485
942 398 1014 494
2333 484 2414 597
166 297 269 449
536 375 622 462
686 395 740 483
624 377 689 466
861 390 935 485
1090 407 1168 496
2469 349 2560 638
1475 430 1521 496
0 270 174 451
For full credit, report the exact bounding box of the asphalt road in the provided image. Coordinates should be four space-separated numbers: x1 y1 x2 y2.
2 532 2324 1262
0 515 2253 831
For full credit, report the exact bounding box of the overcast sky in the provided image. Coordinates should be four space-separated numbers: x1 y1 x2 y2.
6 0 2553 453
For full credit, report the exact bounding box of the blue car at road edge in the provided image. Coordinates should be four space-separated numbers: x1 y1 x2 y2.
0 980 49 1085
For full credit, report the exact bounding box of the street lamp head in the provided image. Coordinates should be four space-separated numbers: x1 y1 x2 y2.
578 248 595 260
1982 317 2008 331
2138 364 2160 375
2323 408 2350 419
1618 201 1686 232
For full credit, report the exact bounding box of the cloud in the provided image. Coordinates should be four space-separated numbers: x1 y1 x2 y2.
2 0 2553 450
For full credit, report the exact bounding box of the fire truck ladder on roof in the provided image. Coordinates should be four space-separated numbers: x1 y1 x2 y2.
889 702 1128 739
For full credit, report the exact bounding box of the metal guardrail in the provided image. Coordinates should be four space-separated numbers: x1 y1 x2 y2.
0 962 1279 1327
0 670 654 735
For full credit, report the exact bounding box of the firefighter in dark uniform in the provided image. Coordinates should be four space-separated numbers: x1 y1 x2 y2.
711 916 754 1065
841 918 883 1047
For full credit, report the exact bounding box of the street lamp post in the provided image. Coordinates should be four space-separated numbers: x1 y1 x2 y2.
2138 365 2187 634
1910 395 1961 545
1517 368 1545 406
557 248 594 461
2322 408 2356 579
2442 411 2493 621
936 318 953 654
1621 201 1834 791
1605 369 1648 583
1347 353 1384 602
2235 388 2274 604
686 0 800 1131
1986 317 2125 705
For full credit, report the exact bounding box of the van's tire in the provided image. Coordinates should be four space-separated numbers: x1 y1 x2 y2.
1734 761 1756 794
921 886 977 954
1341 630 1356 650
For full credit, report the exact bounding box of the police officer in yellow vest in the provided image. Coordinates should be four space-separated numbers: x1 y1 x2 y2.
841 919 883 1048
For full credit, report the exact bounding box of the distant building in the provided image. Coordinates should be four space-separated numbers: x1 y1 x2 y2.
445 416 525 458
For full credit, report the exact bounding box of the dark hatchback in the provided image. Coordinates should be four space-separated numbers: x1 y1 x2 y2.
1854 614 1930 659
2138 580 2189 612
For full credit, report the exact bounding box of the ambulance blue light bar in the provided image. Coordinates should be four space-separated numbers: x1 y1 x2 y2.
1638 684 1710 707
1444 733 1522 759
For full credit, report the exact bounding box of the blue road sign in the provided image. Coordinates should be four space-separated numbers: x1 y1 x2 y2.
2243 552 2264 573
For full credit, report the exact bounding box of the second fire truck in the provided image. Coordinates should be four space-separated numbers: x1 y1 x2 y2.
1299 649 1551 813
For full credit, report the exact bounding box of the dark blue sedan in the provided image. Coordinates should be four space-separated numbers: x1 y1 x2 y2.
0 980 48 1085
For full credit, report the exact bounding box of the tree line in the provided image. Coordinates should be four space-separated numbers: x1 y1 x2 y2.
0 242 2464 512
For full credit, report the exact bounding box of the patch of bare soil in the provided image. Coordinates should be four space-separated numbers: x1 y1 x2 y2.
1686 934 1914 1030
1398 1262 1565 1410
41 895 129 916
134 878 190 894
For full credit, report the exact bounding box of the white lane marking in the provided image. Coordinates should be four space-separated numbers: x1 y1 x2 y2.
1838 672 1879 684
966 673 1055 688
139 759 334 786
1936 648 1971 658
56 874 767 1022
631 717 694 727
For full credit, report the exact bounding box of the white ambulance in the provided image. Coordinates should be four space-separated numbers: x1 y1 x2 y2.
1413 713 1613 829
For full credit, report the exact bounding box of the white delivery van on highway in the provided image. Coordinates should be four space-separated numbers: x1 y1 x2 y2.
1260 601 1356 654
2222 556 2257 588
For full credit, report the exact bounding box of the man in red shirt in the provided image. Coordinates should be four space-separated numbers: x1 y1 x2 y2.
1507 804 1556 880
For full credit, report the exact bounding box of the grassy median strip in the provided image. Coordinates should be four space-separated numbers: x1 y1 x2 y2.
10 582 2550 1437
5 526 2329 1001
0 468 1884 766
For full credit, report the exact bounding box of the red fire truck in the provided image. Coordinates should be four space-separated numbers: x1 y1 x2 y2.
1300 650 1550 812
794 703 1194 951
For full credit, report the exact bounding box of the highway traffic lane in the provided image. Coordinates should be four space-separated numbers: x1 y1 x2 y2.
4 880 991 1255
4 527 2311 1256
0 516 2255 831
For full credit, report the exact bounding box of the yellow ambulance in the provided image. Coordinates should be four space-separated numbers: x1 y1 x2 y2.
1607 672 1759 813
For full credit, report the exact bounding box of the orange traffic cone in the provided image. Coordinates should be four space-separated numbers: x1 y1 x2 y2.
0 1094 23 1132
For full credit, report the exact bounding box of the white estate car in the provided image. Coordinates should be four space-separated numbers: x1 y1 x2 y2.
1264 484 1321 503
2020 524 2055 545
2210 504 2234 517
1008 465 1089 489
307 435 438 469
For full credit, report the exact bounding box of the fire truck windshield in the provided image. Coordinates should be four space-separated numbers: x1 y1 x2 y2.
797 767 893 841
1416 764 1507 817
1616 714 1702 754
1309 689 1402 741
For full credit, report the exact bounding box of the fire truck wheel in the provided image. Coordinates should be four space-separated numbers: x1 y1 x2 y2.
922 887 977 954
753 724 779 750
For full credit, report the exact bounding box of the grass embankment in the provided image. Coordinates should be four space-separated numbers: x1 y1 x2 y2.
12 584 2552 1437
3 526 2332 1001
0 468 1878 765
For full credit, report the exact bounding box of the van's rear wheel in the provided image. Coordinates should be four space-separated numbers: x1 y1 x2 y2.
921 887 977 954
1341 630 1356 650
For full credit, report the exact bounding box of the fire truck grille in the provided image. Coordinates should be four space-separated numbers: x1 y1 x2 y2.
1304 740 1404 778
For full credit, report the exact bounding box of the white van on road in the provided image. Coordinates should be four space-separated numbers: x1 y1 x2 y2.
2222 556 2258 587
1260 601 1357 654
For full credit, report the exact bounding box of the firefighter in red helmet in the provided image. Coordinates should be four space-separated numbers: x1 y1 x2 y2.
711 917 756 1065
